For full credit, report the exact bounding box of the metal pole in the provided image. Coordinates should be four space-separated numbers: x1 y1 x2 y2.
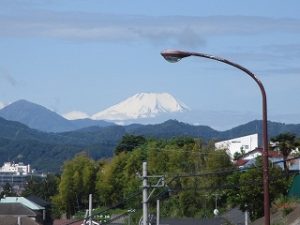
89 194 92 225
143 162 148 225
156 199 160 225
161 50 270 225
245 210 249 225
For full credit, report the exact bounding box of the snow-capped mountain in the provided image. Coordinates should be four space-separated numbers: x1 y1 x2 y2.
91 92 190 121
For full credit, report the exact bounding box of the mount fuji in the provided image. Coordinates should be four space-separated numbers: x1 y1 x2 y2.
91 92 190 123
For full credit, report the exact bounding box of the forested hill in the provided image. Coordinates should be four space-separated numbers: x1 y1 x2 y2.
0 117 300 172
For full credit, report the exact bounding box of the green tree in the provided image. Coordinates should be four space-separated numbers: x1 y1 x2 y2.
0 183 16 198
22 174 59 201
115 134 146 155
226 157 288 221
52 154 97 218
271 132 300 178
96 152 128 207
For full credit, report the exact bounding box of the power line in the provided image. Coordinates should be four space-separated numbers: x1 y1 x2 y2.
62 155 300 225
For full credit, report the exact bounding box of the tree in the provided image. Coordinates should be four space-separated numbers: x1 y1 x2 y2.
0 183 16 198
52 154 97 218
96 152 130 207
115 134 146 155
226 157 288 221
271 132 299 178
22 174 59 201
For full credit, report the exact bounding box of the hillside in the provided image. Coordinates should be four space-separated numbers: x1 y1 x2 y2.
0 117 123 171
0 100 113 132
1 117 300 172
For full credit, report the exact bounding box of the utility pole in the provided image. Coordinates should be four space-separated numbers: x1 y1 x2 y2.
89 194 92 225
141 162 164 225
245 210 249 225
82 194 99 225
156 199 160 225
142 162 148 225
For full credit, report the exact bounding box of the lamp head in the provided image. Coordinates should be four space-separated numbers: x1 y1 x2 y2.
161 50 191 63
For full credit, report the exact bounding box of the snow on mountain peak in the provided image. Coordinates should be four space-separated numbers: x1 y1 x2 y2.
91 92 189 121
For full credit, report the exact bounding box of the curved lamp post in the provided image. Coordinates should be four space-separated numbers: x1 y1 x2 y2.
161 49 270 225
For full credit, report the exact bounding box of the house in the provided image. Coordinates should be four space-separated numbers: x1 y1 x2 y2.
0 203 40 225
287 157 300 172
0 196 46 224
234 147 284 169
235 147 300 172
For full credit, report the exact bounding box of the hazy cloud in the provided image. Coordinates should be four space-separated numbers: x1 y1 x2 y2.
0 67 17 86
0 11 300 47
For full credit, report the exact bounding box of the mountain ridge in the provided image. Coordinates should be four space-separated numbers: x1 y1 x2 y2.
0 99 114 132
0 116 300 172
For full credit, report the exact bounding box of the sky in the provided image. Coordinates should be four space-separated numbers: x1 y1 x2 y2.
0 0 300 130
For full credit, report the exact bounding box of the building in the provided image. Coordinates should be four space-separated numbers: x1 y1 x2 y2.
0 162 45 192
215 134 258 159
0 203 40 225
0 162 31 175
0 196 48 224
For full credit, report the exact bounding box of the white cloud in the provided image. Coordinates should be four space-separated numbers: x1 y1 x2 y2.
62 111 89 120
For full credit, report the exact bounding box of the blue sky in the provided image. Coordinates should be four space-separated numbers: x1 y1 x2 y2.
0 0 300 130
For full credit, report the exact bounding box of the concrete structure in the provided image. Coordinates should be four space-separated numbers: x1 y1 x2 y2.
0 162 31 175
0 162 45 192
215 134 258 159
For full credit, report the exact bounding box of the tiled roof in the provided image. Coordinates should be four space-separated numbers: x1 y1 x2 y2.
235 147 283 162
0 216 40 225
235 159 248 167
0 203 36 216
160 217 227 225
222 207 247 225
53 219 84 225
26 195 50 207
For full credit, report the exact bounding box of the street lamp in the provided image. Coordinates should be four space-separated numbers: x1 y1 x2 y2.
161 49 270 225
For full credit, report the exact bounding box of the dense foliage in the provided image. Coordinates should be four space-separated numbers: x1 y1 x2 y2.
50 135 292 221
52 136 235 219
271 132 300 178
22 174 60 201
226 157 289 220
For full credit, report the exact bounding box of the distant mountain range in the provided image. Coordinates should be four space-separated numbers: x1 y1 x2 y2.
0 97 300 172
0 113 300 172
0 100 114 132
0 93 189 132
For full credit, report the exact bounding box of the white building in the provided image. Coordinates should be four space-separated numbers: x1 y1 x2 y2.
215 133 258 159
0 162 31 175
